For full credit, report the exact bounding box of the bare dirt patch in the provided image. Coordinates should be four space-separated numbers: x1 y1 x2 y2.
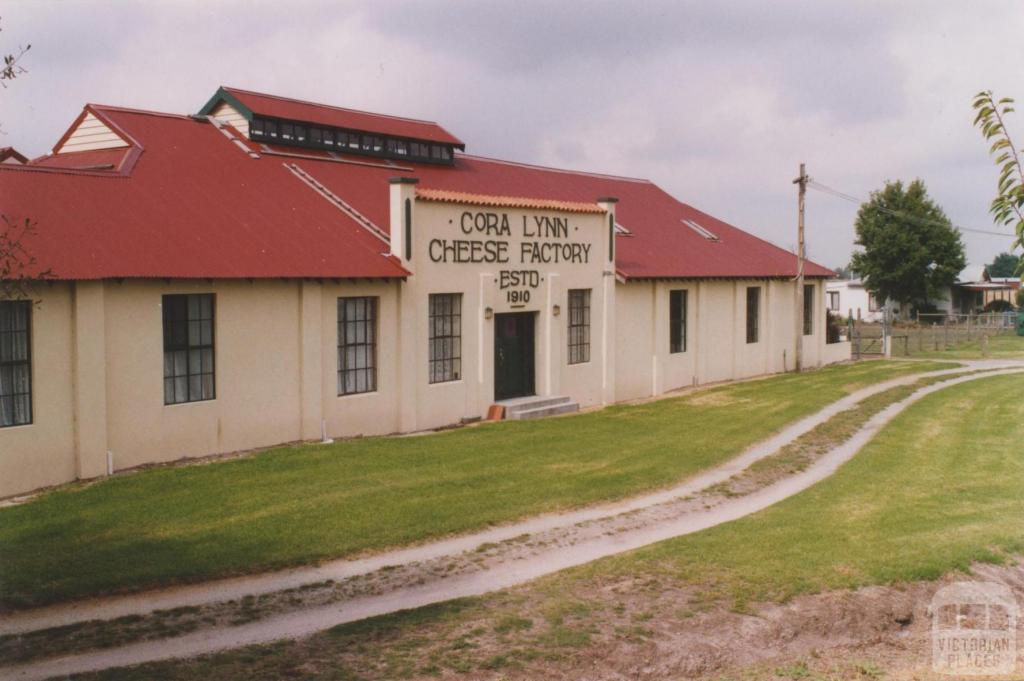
59 560 1023 681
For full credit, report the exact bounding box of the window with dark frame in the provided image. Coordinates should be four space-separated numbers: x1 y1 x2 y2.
247 116 457 164
428 293 462 384
828 290 839 310
162 294 215 405
670 289 688 353
803 284 815 335
338 297 378 396
0 301 32 428
746 286 760 344
568 289 591 364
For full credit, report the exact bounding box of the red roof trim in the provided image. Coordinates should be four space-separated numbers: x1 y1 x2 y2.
416 187 606 214
0 147 28 164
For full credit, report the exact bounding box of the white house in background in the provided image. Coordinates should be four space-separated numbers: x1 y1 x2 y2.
826 278 884 322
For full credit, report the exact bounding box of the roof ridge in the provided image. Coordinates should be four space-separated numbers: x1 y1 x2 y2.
455 152 652 184
89 103 194 121
221 86 446 128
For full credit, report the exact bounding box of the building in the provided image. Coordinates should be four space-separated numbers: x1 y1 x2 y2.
825 278 884 322
0 86 842 498
951 265 1020 313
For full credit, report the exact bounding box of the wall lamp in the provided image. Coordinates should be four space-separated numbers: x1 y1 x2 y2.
484 306 494 320
552 304 561 317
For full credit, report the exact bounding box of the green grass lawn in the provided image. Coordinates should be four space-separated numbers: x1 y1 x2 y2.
0 360 954 610
575 371 1024 608
913 331 1024 360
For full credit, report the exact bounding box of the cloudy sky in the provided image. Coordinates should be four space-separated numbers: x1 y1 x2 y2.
4 1 1023 269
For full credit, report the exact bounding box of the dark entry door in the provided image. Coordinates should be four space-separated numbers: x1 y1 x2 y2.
494 312 536 400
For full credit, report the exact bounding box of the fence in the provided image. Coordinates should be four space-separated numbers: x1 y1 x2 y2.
917 312 1017 329
849 313 1016 359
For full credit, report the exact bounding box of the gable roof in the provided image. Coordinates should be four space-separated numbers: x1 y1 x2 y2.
1 94 832 282
0 147 28 165
2 106 407 280
199 86 465 148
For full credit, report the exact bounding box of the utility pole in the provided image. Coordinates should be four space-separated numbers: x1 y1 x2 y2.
792 162 808 372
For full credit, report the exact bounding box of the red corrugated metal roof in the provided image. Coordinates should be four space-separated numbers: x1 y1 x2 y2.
221 87 465 147
290 153 834 280
30 147 133 170
1 99 832 282
0 106 408 280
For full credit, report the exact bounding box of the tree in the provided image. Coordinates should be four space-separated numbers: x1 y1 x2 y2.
973 91 1023 271
831 262 855 279
850 179 966 310
0 17 44 300
987 251 1020 278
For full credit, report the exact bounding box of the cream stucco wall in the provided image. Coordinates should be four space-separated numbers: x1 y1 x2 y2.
615 278 830 402
0 207 834 498
0 284 76 496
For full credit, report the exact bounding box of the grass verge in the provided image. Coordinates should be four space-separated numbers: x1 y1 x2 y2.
0 360 955 609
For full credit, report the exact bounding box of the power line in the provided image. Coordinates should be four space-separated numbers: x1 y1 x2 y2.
806 179 1017 238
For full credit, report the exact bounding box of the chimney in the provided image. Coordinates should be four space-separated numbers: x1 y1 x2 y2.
389 177 419 266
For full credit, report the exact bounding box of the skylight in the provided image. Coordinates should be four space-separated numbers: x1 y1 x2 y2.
681 219 719 241
614 221 633 236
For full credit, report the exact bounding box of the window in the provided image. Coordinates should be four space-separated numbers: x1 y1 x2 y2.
163 294 215 405
411 142 429 158
338 297 377 395
803 284 815 336
868 292 880 312
0 301 31 427
746 286 760 344
670 290 687 353
828 290 839 311
428 293 462 383
567 289 591 364
246 116 455 164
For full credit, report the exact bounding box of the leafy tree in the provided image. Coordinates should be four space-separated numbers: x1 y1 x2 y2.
850 179 966 309
987 251 1020 278
973 92 1023 272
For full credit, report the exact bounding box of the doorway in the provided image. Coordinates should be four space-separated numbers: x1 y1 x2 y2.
494 312 536 400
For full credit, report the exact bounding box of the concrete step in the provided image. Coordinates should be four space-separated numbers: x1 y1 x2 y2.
501 395 572 415
506 400 580 420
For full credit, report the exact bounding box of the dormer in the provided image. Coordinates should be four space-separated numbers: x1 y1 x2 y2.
197 86 464 165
